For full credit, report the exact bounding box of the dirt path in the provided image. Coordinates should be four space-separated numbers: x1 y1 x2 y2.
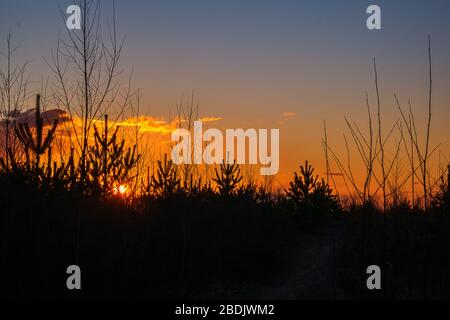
222 221 346 299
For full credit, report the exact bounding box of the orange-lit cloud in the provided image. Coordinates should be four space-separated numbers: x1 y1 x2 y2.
199 116 223 123
114 116 174 134
282 112 296 118
278 111 297 125
10 109 223 135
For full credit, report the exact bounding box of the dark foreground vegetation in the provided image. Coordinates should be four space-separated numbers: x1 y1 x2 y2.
0 162 337 299
0 163 449 299
0 95 449 300
336 204 450 299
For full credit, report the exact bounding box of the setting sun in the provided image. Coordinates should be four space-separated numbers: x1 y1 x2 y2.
114 184 128 196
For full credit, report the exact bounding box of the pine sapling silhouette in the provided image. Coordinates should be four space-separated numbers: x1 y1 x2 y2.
14 94 58 169
87 114 140 196
213 161 243 196
288 161 317 204
0 95 74 191
0 144 34 176
184 173 203 194
0 148 20 172
288 161 339 213
151 153 181 198
40 146 77 190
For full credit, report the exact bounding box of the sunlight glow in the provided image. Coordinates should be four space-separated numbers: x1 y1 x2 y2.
114 184 128 196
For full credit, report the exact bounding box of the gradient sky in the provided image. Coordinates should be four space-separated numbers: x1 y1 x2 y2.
1 0 450 185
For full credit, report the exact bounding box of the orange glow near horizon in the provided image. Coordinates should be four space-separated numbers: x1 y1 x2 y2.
3 99 449 202
114 184 129 196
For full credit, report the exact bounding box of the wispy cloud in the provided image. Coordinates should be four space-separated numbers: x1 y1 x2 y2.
278 111 296 125
199 116 223 123
281 112 296 118
7 109 223 135
114 116 174 134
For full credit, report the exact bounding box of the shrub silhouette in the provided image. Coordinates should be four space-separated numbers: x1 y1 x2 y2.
184 174 209 195
213 161 243 196
14 94 58 169
86 115 140 197
150 153 181 198
288 161 339 214
0 94 71 190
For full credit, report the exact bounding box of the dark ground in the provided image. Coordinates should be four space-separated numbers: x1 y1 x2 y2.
0 176 449 299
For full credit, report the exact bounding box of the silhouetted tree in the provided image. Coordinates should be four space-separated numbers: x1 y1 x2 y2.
86 114 140 197
50 0 132 183
288 161 339 214
213 161 242 196
150 153 180 198
0 31 30 167
14 94 58 169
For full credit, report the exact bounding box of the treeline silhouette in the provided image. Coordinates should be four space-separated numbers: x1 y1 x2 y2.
0 94 449 299
0 94 336 298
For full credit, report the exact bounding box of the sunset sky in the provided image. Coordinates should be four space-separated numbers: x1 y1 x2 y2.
1 0 450 187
